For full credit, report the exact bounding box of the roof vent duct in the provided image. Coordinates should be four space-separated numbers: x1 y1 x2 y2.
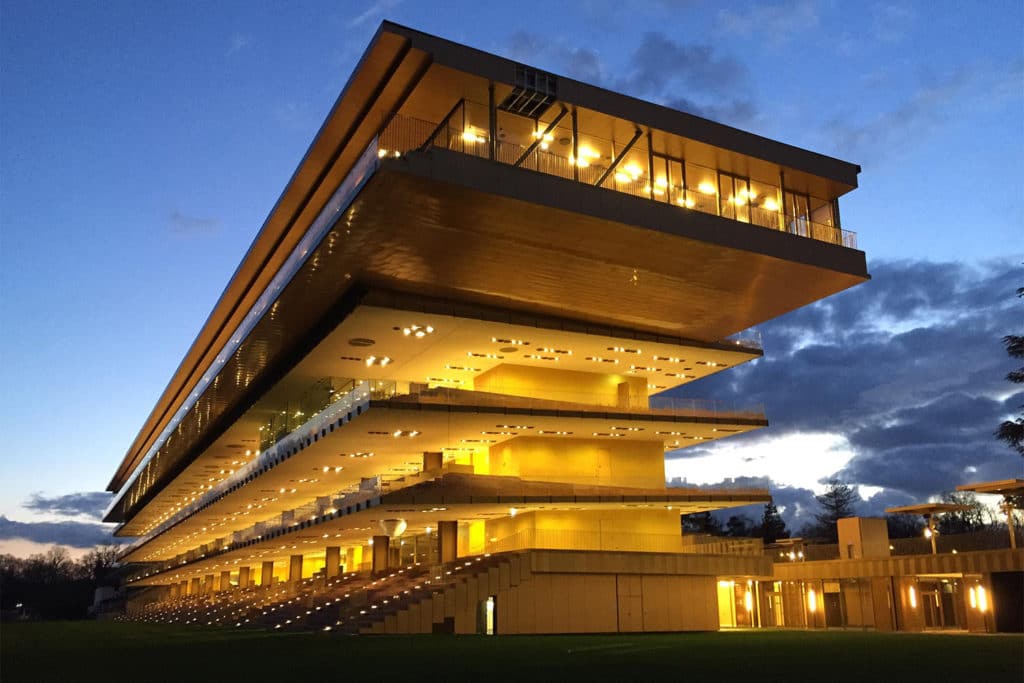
499 65 558 119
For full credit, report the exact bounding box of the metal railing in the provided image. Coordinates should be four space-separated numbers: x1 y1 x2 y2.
388 384 765 420
681 533 765 556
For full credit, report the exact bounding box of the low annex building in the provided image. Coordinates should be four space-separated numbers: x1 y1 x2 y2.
107 21 880 634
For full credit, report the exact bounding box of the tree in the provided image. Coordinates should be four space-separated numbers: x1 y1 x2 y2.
812 480 860 542
681 511 723 535
760 502 790 543
886 513 925 539
996 285 1023 456
936 491 986 534
77 545 120 583
725 514 756 537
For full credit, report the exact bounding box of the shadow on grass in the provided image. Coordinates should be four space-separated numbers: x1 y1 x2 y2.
2 622 1021 682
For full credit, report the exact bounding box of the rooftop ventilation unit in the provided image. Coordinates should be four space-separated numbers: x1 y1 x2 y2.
499 65 558 119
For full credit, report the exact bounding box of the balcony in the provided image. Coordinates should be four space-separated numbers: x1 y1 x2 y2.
378 107 857 250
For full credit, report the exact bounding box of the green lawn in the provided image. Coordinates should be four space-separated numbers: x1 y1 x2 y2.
2 622 1021 682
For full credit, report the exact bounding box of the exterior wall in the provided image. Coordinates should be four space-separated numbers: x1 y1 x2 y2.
473 364 647 408
365 549 767 635
769 548 1024 632
837 517 890 559
482 509 685 554
488 437 666 489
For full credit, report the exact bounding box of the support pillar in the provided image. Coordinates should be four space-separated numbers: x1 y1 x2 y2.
438 520 458 565
238 566 251 589
190 577 200 595
219 570 232 591
260 560 275 587
180 580 189 596
422 451 443 472
1003 502 1018 550
204 574 215 594
289 554 304 583
372 535 390 574
345 547 357 573
325 546 341 578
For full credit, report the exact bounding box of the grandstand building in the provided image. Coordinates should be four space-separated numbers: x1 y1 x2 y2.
107 22 872 634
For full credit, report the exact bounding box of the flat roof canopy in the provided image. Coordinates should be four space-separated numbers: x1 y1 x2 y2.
956 479 1024 496
885 503 971 516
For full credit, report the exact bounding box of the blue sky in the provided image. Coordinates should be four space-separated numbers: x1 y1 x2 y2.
1 1 1021 554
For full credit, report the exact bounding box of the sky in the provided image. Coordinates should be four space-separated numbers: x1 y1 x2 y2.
1 0 1022 555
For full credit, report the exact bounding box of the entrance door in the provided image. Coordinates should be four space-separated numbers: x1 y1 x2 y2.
922 580 962 629
477 596 496 635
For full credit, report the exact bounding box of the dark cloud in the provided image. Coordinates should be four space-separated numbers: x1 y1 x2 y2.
669 258 1024 502
167 209 220 236
0 516 118 549
506 31 604 85
504 31 756 127
22 492 111 521
614 33 755 125
672 475 854 531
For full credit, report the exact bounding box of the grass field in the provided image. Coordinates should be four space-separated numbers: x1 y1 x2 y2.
2 622 1022 682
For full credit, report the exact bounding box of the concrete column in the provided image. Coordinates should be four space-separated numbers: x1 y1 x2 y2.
180 580 189 596
438 520 458 564
169 583 179 599
219 570 232 591
238 566 251 589
289 554 304 583
204 574 215 594
372 536 390 574
190 577 201 595
423 451 443 472
325 547 341 578
345 547 357 573
260 560 275 586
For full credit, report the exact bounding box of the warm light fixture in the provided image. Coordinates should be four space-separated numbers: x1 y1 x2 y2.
807 588 817 612
763 198 779 212
909 586 917 608
977 585 988 611
402 324 434 338
697 181 716 195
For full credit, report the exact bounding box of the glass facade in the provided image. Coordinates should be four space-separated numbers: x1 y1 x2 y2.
378 99 855 249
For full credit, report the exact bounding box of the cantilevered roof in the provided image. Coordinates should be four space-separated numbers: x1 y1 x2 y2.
956 479 1024 496
382 22 861 190
885 503 971 516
